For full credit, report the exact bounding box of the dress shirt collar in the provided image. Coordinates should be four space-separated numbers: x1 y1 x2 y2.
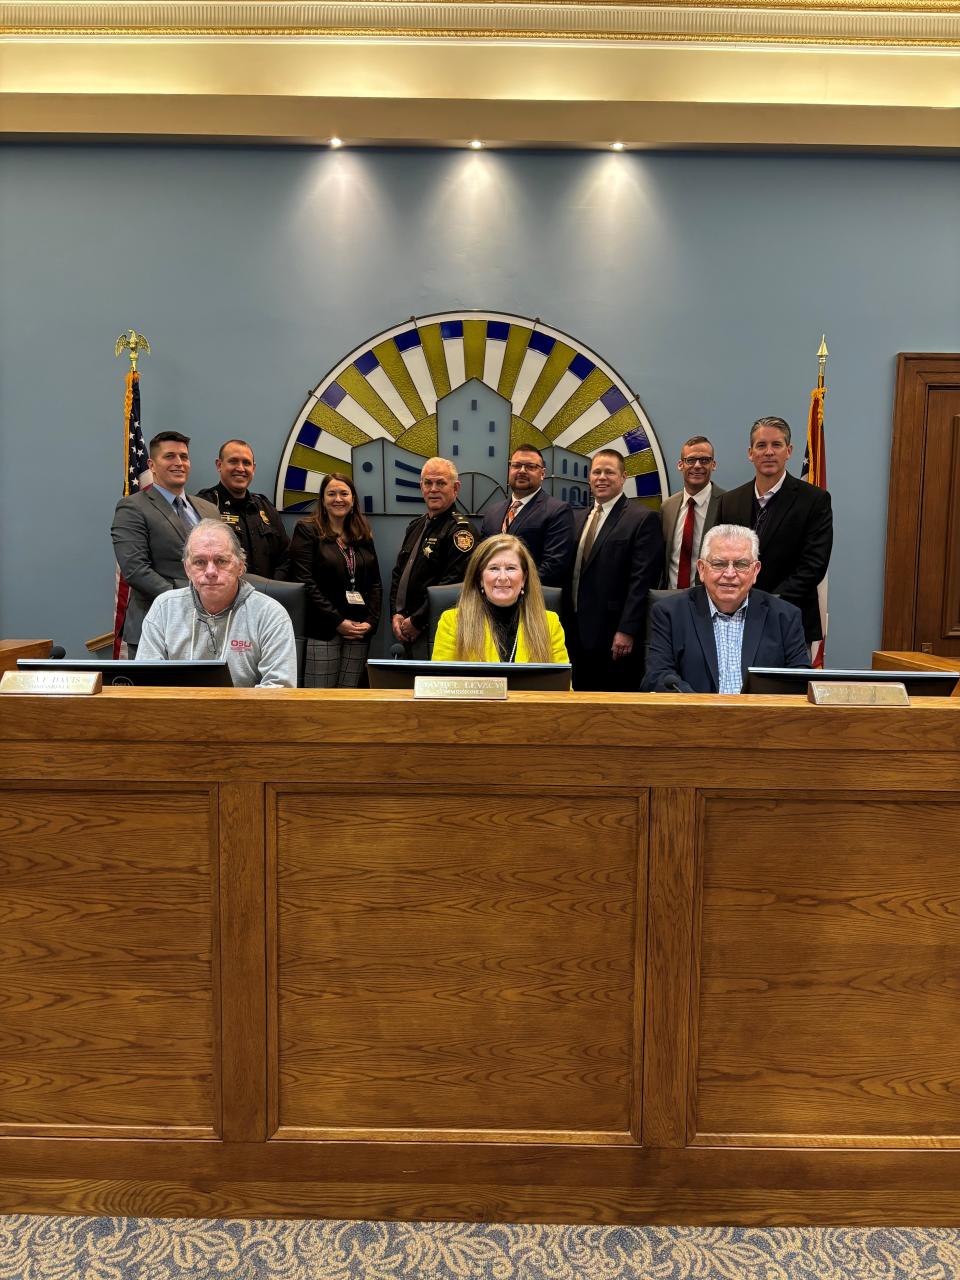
684 482 713 508
508 488 541 509
707 592 750 621
754 471 786 504
153 483 187 506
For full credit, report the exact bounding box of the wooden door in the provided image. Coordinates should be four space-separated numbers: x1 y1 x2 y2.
883 354 960 656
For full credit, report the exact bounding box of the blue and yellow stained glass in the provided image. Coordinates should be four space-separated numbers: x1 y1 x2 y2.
275 311 669 513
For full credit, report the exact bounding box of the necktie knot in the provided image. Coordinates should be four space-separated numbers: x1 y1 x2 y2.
503 499 523 531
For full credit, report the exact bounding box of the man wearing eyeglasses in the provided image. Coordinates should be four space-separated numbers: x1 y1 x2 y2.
660 436 724 588
641 524 808 693
717 416 833 645
480 444 575 586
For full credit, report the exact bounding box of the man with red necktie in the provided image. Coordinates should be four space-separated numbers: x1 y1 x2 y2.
660 436 724 589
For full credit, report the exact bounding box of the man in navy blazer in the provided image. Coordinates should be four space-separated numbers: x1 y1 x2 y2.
480 444 575 587
111 431 220 652
642 523 809 693
565 449 664 691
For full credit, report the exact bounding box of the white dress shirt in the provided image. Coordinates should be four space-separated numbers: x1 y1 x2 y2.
667 482 714 588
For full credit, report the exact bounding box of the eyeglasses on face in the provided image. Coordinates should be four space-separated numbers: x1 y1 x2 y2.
509 461 544 472
680 456 714 467
703 558 756 573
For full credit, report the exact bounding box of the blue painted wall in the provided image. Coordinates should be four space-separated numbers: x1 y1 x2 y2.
2 144 958 666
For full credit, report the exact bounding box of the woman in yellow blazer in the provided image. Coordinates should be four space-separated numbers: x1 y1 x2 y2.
432 533 568 663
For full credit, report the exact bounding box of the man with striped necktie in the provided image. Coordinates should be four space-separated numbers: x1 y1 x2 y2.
564 449 664 692
479 445 575 587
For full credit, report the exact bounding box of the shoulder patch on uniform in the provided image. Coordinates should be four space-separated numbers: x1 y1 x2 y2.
453 527 476 553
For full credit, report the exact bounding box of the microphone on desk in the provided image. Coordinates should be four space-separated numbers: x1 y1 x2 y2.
50 646 66 660
389 643 406 660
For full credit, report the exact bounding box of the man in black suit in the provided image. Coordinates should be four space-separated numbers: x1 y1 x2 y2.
717 416 832 645
480 444 575 586
111 431 220 653
565 449 664 691
642 524 809 693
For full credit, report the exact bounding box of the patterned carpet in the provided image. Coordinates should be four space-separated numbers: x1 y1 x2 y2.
1 1218 958 1280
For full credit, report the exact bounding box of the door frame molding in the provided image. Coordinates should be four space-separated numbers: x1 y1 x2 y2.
882 353 960 650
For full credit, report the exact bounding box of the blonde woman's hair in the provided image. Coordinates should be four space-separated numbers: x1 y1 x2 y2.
453 534 553 662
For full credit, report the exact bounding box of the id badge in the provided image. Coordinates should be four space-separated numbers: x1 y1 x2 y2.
345 590 365 606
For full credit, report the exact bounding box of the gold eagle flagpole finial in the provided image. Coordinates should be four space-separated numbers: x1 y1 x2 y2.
115 330 151 372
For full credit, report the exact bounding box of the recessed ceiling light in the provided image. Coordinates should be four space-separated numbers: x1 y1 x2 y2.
469 139 484 150
329 136 343 149
610 141 625 151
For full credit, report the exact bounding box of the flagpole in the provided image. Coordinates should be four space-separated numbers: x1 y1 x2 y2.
112 330 152 655
803 334 829 666
115 330 151 496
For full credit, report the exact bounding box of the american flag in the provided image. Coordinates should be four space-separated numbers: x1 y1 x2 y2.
800 381 827 667
113 369 152 657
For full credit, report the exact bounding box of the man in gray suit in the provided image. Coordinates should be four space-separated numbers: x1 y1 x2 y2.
660 435 724 588
111 431 220 653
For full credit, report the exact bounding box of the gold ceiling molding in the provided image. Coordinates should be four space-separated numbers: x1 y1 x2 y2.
4 1 960 45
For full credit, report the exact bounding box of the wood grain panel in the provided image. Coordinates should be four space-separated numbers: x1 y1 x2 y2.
219 782 264 1141
7 744 960 796
643 787 699 1147
0 786 217 1134
695 794 960 1140
5 688 960 754
271 790 641 1135
2 1138 960 1222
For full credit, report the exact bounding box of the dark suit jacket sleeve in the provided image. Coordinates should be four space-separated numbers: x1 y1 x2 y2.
537 502 576 587
779 601 813 667
111 497 177 602
773 487 833 604
640 603 694 693
618 508 665 638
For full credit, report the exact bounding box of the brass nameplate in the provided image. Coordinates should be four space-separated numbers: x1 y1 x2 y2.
414 675 508 701
808 681 908 706
0 670 102 696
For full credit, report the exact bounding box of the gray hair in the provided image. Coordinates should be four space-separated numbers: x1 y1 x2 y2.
421 456 459 483
700 523 759 562
750 415 791 446
183 517 247 568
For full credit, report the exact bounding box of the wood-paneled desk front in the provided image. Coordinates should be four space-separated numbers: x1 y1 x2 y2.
1 689 959 1223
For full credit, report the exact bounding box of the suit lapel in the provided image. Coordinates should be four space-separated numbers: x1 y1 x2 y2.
662 494 680 549
585 494 625 566
758 474 798 550
739 591 769 675
147 486 184 536
510 489 541 535
692 587 720 691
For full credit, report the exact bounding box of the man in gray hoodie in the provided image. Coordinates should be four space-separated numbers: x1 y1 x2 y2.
137 519 297 688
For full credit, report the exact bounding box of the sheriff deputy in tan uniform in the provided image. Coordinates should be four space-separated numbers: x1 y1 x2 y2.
390 456 477 658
